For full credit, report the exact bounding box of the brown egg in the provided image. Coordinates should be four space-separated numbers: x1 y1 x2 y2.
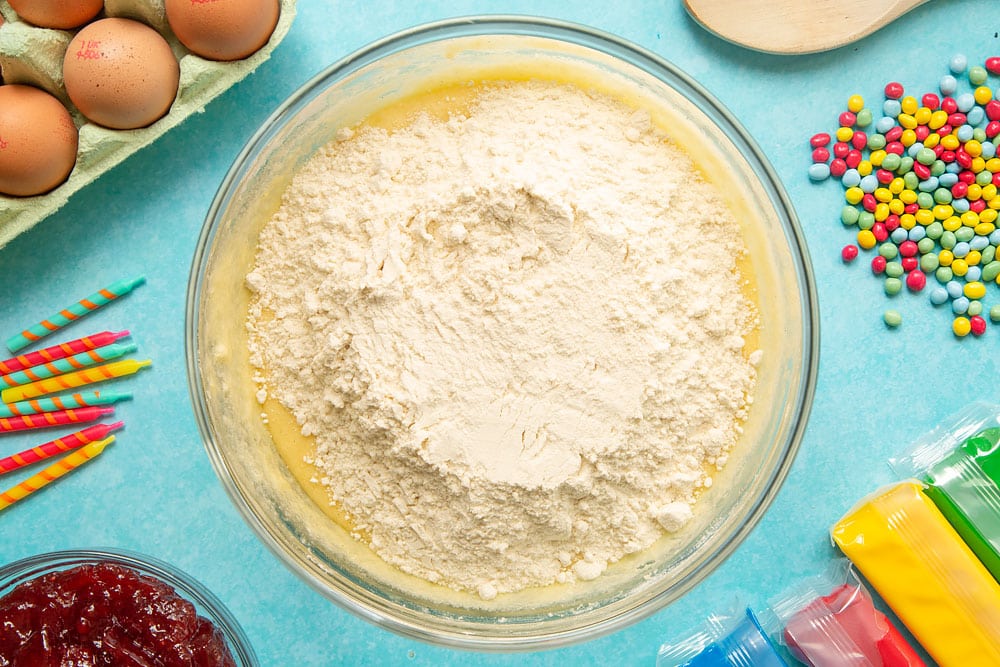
165 0 279 61
0 85 78 197
63 18 179 130
8 0 104 30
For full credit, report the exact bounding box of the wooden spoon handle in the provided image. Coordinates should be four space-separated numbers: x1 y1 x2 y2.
684 0 927 55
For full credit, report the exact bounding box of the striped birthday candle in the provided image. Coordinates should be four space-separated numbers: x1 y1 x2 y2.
6 276 145 352
0 422 123 474
0 390 132 419
0 406 114 434
0 436 114 511
0 342 138 388
0 331 130 375
1 359 151 403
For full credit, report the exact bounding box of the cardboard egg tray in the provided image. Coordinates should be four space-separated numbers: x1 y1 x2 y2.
0 0 297 249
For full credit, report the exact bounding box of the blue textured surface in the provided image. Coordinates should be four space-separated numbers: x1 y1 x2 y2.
1 1 998 664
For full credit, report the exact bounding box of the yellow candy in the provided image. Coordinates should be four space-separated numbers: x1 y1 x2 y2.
983 184 998 201
900 95 918 115
889 199 905 215
899 188 917 204
977 222 997 236
889 178 906 195
845 187 864 205
857 161 873 177
857 229 877 249
981 209 999 224
900 213 916 229
915 208 935 225
874 203 890 222
900 129 917 147
943 215 962 232
914 107 932 125
968 184 983 201
967 250 982 266
952 259 969 276
986 158 1000 173
965 282 987 300
961 211 980 227
975 86 993 105
831 481 1000 665
848 94 865 113
971 157 986 173
954 316 972 337
923 132 940 149
836 126 854 142
898 113 918 130
874 187 893 203
991 196 1000 211
932 204 954 220
941 134 961 150
870 149 887 167
929 110 949 130
966 140 983 158
939 249 954 266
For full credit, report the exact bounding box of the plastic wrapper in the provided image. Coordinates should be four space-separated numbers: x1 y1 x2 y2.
656 606 787 667
831 480 1000 666
890 401 1000 580
769 559 924 667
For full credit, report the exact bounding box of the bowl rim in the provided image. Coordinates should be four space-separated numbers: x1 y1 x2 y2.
0 546 259 665
185 13 819 651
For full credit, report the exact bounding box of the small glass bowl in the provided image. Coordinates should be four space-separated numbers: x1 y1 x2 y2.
187 16 818 650
0 548 258 666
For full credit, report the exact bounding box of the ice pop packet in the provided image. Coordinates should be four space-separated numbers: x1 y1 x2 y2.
656 606 788 667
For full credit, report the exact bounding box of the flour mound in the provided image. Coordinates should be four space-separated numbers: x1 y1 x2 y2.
246 82 758 597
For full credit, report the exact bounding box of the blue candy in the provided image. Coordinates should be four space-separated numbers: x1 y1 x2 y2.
946 280 964 299
930 286 950 305
940 74 958 95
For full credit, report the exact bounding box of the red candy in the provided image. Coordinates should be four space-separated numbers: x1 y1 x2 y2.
862 193 877 212
949 112 967 127
956 150 973 169
876 169 895 184
914 125 931 142
884 82 904 99
842 245 859 262
904 203 920 215
906 270 926 291
960 169 977 184
813 147 831 163
830 158 848 178
811 132 831 147
846 149 862 168
922 93 940 110
942 97 958 114
885 141 905 155
952 182 969 198
987 121 1000 139
871 255 887 274
898 240 918 257
901 256 919 273
840 111 857 127
971 315 987 336
885 126 904 142
834 141 851 159
913 163 932 180
941 150 957 163
872 222 888 242
851 131 868 150
884 214 900 231
932 143 945 157
993 172 1000 188
986 100 1000 122
971 199 987 213
986 56 1000 75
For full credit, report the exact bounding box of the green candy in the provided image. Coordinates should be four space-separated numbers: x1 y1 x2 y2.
917 237 936 254
879 242 899 259
885 261 904 278
955 227 975 243
897 157 914 175
934 188 953 204
884 309 903 327
936 266 954 283
974 127 987 143
931 160 946 177
903 171 919 189
884 277 903 295
881 153 902 171
968 300 984 317
970 65 988 85
925 221 944 240
977 170 993 186
917 192 935 210
868 133 886 150
917 148 937 166
982 246 996 265
858 212 875 230
857 108 874 127
982 261 1000 283
991 305 1000 323
920 252 940 272
941 231 957 249
841 205 861 226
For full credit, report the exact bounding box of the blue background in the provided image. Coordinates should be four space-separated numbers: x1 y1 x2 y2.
1 1 998 664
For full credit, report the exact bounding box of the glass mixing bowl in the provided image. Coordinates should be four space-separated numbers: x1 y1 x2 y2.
186 16 818 650
0 548 258 665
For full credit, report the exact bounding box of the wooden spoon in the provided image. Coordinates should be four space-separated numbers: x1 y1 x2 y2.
684 0 927 55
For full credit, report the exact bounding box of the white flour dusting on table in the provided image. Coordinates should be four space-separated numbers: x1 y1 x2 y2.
245 81 758 599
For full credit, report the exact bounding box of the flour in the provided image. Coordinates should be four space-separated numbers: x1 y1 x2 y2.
245 81 759 599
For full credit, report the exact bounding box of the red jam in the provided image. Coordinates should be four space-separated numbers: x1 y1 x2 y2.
0 562 237 666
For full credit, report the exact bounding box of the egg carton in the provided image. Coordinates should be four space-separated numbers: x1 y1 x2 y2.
0 0 297 249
